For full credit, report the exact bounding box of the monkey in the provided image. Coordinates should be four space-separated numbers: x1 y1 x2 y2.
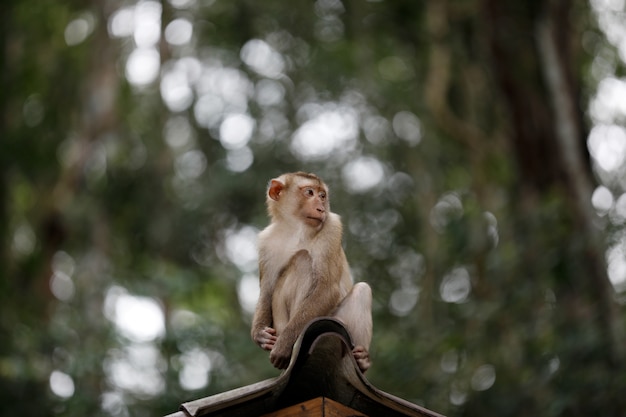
251 172 373 372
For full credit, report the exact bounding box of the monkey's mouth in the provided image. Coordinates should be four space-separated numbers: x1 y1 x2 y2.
306 216 324 223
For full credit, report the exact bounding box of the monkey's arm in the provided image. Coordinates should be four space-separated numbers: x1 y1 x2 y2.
251 265 277 351
269 249 343 369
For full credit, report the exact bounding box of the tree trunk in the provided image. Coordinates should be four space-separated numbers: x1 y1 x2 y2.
483 0 624 415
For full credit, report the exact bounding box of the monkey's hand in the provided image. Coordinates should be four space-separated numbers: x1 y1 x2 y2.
253 326 277 351
353 345 371 373
269 335 293 370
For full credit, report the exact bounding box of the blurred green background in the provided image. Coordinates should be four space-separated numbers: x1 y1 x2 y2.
2 0 626 416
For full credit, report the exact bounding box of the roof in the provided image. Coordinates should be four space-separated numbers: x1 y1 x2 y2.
165 318 445 417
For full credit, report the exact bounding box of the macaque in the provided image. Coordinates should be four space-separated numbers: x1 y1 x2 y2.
251 172 373 372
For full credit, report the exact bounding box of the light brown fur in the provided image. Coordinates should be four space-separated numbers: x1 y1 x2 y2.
251 172 372 372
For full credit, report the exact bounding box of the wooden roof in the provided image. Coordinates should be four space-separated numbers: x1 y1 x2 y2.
165 318 445 417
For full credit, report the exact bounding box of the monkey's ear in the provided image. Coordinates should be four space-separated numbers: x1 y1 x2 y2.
268 179 284 201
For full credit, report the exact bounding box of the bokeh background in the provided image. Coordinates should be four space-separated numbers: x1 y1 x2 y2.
2 0 626 416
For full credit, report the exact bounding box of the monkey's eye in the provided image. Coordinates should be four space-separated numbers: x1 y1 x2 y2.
304 188 315 197
319 192 326 201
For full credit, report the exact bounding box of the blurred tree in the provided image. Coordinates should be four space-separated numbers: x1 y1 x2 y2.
1 0 625 417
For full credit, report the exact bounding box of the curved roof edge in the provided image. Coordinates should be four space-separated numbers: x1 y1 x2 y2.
165 317 446 417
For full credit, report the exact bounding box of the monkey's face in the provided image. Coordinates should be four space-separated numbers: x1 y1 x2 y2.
298 183 328 228
266 173 330 230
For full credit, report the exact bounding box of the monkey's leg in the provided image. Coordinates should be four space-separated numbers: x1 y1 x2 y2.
333 282 373 371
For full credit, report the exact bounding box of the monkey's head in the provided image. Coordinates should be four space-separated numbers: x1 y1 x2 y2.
266 172 330 230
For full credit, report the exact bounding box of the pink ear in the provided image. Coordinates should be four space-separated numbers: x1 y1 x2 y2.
268 179 284 201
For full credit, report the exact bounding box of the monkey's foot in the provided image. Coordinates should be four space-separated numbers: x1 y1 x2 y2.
352 346 370 372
